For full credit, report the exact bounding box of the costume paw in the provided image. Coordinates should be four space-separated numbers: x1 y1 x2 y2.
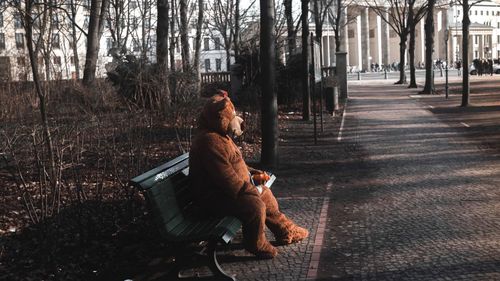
277 225 309 245
245 242 279 259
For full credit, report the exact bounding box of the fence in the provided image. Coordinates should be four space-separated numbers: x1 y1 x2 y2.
201 72 231 84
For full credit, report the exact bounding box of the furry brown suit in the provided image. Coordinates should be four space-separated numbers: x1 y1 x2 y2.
189 92 308 259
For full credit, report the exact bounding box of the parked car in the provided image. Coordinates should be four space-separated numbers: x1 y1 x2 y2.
469 62 500 75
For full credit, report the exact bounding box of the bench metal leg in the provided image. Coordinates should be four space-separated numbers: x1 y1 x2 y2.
206 241 236 281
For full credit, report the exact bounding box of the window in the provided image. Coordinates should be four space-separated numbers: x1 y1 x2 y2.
203 38 210 50
486 11 489 16
53 56 61 65
15 33 24 49
70 56 75 65
348 29 354 38
498 22 500 28
131 17 138 29
475 10 477 15
106 37 113 52
130 1 137 9
83 15 90 28
0 33 4 50
369 29 375 38
52 33 60 48
204 58 211 71
475 50 478 58
216 58 221 71
51 14 59 28
214 37 221 50
14 14 22 28
133 39 140 52
498 35 500 43
480 10 483 15
475 35 480 44
457 10 460 16
17 57 25 66
498 50 500 58
0 13 3 27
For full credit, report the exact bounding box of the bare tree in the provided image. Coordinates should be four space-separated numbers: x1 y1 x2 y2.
284 0 296 55
157 0 169 72
457 0 484 106
407 1 428 88
327 1 355 53
301 0 310 120
179 0 190 71
421 0 435 94
260 0 278 168
82 0 110 86
207 0 235 71
369 0 426 84
193 0 204 91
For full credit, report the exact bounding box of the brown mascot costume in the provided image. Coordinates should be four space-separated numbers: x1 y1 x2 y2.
189 90 308 259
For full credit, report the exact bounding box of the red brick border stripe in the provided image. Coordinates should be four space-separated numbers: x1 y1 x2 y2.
306 197 330 280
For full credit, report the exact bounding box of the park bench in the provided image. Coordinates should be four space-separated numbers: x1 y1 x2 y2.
130 152 275 281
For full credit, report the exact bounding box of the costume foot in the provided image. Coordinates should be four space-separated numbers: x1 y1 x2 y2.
276 225 309 245
245 243 278 259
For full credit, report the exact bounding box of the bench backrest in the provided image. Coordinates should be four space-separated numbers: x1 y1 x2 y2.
130 153 192 234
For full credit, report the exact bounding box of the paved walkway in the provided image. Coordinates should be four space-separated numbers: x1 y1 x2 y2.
316 81 500 280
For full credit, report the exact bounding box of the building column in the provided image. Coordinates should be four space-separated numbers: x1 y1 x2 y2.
361 7 370 71
480 34 484 58
323 35 330 66
343 10 349 66
376 14 382 66
381 10 390 66
329 35 336 65
356 14 362 70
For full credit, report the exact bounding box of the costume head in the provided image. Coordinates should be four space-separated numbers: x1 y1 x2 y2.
199 90 244 137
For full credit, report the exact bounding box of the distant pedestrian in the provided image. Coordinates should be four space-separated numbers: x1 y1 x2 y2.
489 59 494 76
456 60 462 76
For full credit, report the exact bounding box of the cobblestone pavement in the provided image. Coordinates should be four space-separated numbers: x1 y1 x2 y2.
172 197 325 281
317 82 500 280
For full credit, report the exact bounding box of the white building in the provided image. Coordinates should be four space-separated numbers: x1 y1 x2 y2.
0 0 231 81
2 0 500 81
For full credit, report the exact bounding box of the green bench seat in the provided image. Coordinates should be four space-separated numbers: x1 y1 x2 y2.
130 153 241 280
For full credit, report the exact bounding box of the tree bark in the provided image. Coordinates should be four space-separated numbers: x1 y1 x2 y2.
234 0 240 58
461 0 470 107
260 0 278 168
421 0 435 94
301 0 310 121
70 0 80 79
169 0 176 71
157 0 169 72
179 0 190 72
408 7 417 88
284 0 295 55
83 0 109 86
395 38 407 84
193 0 204 92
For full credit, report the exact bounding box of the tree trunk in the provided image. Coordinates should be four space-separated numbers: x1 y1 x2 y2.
83 0 109 86
301 0 310 121
169 0 176 71
193 0 204 92
260 0 278 168
461 0 470 107
421 0 435 94
284 0 295 55
179 0 190 72
157 0 169 72
408 8 417 88
395 38 407 84
234 0 240 58
157 0 171 105
24 2 57 210
70 0 80 79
